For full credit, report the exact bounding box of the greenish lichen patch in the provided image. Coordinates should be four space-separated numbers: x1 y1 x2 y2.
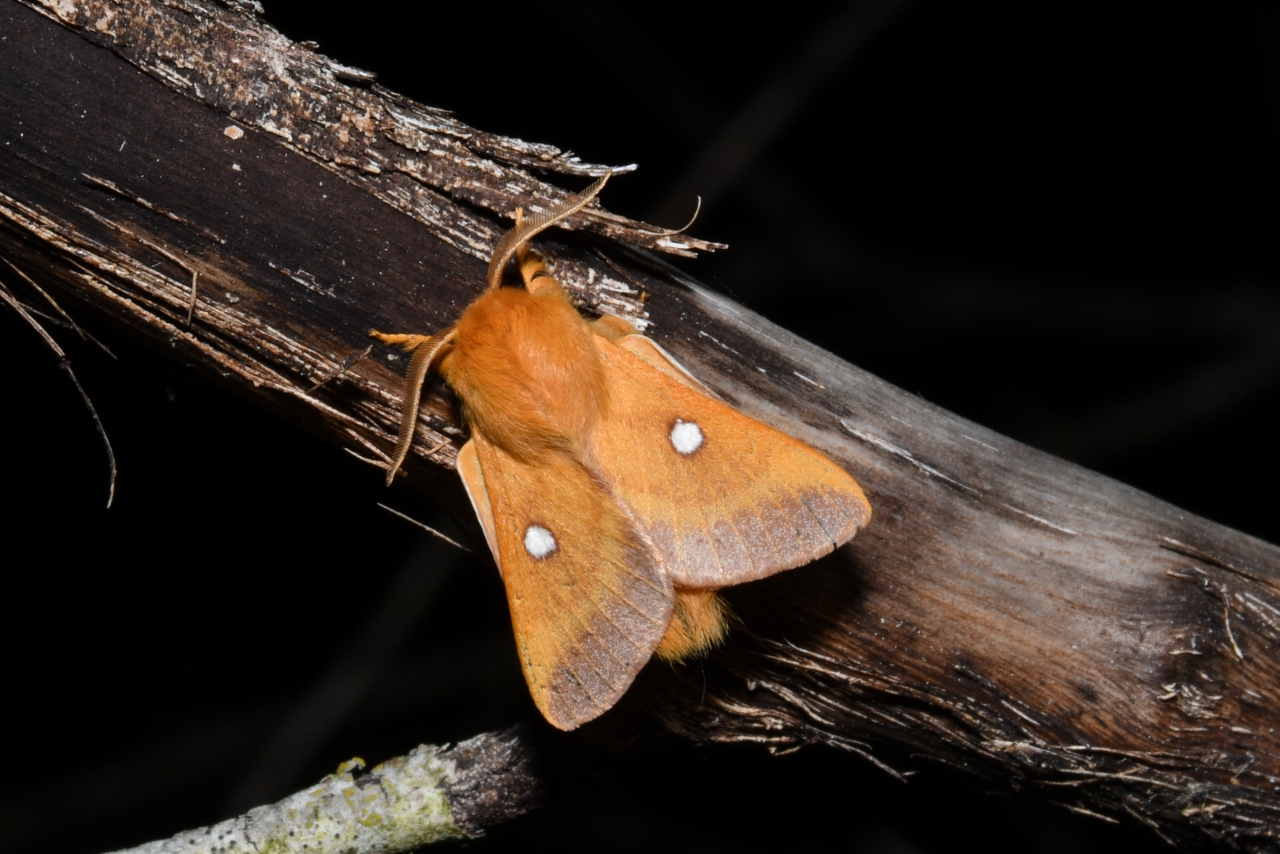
107 744 465 854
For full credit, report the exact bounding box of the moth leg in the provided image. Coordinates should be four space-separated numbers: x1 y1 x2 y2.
490 207 550 294
368 330 433 351
515 232 565 298
368 327 456 485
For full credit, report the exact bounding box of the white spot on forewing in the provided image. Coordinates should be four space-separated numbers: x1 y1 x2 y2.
670 420 703 455
524 525 557 559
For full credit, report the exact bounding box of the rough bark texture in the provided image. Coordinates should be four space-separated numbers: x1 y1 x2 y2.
2 1 1278 850
104 728 543 853
437 726 545 837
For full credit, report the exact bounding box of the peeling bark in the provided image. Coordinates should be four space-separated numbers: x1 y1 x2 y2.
2 0 1278 850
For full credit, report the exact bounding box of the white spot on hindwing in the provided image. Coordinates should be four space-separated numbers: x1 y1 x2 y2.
524 524 557 559
670 419 704 455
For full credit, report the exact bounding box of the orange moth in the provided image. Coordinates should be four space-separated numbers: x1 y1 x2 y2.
371 174 871 729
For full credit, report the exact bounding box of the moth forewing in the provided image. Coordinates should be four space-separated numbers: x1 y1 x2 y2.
587 336 872 589
469 432 672 729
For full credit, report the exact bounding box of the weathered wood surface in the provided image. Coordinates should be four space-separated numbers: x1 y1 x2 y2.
1 1 1278 850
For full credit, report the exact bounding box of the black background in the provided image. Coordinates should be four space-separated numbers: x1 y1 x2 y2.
4 1 1279 852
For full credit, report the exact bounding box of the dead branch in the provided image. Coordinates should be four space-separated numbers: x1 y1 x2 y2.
104 729 542 854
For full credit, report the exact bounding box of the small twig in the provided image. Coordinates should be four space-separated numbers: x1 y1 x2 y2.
112 745 462 854
1062 803 1122 824
344 447 389 468
58 357 118 507
309 345 373 391
77 203 200 324
12 297 116 358
1222 586 1245 661
0 254 95 344
0 274 117 507
343 428 393 462
81 171 224 244
377 503 474 554
644 195 702 237
185 268 198 324
131 232 199 325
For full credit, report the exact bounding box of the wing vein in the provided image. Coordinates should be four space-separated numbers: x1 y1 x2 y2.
588 571 668 650
556 587 635 700
800 493 838 549
555 666 595 728
692 480 731 580
719 473 759 576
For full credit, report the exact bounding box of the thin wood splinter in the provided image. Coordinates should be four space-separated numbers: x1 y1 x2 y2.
0 261 117 507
